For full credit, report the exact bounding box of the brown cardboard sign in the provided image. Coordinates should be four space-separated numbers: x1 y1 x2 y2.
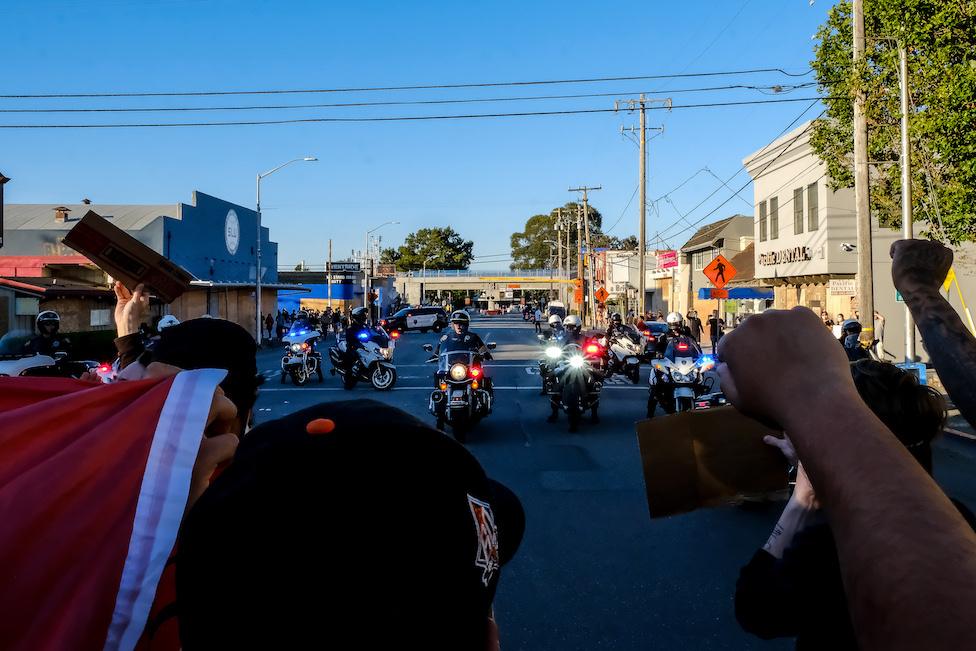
62 210 193 303
635 406 789 518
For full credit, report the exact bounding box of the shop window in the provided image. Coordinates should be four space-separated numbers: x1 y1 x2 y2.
692 249 711 271
759 200 767 242
794 188 804 235
15 298 39 316
90 309 111 327
769 197 779 240
807 182 819 230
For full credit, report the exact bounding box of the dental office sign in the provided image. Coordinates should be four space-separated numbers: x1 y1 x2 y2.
758 246 812 266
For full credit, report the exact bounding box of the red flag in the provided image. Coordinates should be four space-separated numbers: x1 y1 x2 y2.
0 369 226 651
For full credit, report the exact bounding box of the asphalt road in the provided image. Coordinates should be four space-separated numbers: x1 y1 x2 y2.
252 314 976 650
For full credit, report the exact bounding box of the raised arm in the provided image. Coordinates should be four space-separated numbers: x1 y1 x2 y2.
890 239 976 429
717 308 976 650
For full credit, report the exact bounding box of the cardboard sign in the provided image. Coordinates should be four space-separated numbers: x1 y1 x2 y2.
62 210 193 304
703 255 736 290
635 406 788 518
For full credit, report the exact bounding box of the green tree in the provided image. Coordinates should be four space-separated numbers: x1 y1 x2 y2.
811 0 976 243
382 227 474 271
510 202 639 269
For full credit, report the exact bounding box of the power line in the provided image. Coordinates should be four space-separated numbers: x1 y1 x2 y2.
604 185 640 234
0 96 829 129
0 83 817 114
0 67 814 100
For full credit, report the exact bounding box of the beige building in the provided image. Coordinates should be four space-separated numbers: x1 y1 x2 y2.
676 215 753 318
744 121 976 362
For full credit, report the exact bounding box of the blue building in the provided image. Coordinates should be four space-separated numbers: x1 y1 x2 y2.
1 192 301 339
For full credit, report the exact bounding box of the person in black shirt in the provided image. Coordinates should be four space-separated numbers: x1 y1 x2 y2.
431 310 493 394
706 310 725 354
23 311 71 357
735 359 976 650
341 307 370 377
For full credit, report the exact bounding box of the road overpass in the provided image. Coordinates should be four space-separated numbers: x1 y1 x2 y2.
395 269 575 309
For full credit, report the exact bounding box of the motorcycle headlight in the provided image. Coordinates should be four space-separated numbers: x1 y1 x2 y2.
380 347 392 359
290 343 302 353
545 346 562 359
569 355 586 369
449 363 468 381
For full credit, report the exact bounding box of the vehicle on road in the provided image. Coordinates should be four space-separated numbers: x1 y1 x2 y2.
640 321 670 355
647 336 716 417
380 306 448 334
547 300 566 320
280 325 324 386
548 337 605 432
425 342 496 442
601 326 646 384
328 325 398 390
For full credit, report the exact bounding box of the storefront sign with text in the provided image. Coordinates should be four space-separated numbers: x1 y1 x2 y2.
758 246 812 266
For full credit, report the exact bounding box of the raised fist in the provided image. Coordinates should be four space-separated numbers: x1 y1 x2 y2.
890 239 953 296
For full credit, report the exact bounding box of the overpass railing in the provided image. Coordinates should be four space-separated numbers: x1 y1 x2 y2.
399 269 555 278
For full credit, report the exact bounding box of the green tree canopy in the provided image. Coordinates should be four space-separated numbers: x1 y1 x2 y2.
811 0 976 243
379 227 474 271
509 202 638 269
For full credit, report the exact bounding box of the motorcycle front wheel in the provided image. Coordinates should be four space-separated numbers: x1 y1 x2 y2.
291 365 308 386
675 396 693 413
371 365 397 391
627 366 640 385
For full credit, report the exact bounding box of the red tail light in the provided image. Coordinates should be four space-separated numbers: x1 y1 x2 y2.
585 343 600 354
390 330 400 339
648 335 656 342
676 342 689 351
98 364 111 373
470 366 482 378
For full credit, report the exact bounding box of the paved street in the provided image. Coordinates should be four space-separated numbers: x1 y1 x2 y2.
253 314 976 651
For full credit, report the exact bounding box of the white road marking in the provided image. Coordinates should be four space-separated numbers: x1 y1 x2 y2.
261 385 648 392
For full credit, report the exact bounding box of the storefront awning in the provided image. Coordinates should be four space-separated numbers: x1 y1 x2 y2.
698 287 773 300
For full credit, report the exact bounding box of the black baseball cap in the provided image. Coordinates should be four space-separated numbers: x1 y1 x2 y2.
177 399 525 649
152 317 260 415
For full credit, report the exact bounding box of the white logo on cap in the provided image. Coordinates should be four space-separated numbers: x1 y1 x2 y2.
467 494 500 586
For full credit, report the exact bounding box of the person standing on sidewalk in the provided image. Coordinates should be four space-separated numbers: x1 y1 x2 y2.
707 309 725 354
687 310 704 344
874 311 887 360
533 306 543 334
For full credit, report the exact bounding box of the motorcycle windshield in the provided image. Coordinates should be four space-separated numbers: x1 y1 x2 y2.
664 338 701 362
439 351 475 372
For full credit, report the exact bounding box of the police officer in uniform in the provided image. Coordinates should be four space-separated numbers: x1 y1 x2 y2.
430 311 493 393
341 307 371 377
23 311 72 357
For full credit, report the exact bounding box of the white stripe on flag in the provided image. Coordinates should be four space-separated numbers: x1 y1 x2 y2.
105 368 227 651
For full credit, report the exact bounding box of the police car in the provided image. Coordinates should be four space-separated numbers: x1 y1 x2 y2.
380 306 449 334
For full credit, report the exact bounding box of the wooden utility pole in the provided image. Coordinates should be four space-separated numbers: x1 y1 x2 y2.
554 208 564 304
569 186 601 327
617 95 669 317
0 172 9 250
899 45 915 362
853 0 875 344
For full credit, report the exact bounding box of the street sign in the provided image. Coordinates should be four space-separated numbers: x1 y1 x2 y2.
656 250 678 269
829 279 856 296
594 287 609 303
329 261 361 272
711 289 729 299
703 254 736 290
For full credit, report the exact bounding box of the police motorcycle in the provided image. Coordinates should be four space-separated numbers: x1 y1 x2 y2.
647 334 716 417
545 316 606 432
0 312 97 378
328 323 398 390
424 341 497 442
537 314 568 395
600 314 646 385
280 321 324 386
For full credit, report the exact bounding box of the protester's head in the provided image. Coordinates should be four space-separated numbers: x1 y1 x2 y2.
837 313 845 322
712 310 718 318
177 400 524 649
850 360 946 472
153 318 260 435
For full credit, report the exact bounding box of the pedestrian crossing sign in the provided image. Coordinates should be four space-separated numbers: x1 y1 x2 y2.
703 255 736 290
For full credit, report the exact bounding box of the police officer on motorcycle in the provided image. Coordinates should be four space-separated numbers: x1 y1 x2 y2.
23 311 72 357
606 312 628 339
341 306 371 373
654 312 692 354
839 318 871 362
545 314 565 341
431 310 493 392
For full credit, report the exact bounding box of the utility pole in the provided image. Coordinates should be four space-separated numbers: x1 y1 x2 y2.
617 95 670 318
554 208 564 304
569 186 601 327
852 0 875 344
899 44 915 362
327 238 333 310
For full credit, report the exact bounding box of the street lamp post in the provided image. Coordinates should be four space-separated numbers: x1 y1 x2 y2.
363 221 400 316
255 156 316 344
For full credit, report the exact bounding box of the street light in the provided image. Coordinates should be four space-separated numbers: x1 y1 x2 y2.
422 253 437 278
364 221 400 310
255 156 317 344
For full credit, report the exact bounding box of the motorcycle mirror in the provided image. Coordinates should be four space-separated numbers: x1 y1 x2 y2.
423 343 433 352
53 352 68 361
487 342 497 349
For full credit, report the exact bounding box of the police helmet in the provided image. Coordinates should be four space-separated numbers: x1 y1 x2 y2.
36 310 61 334
350 306 369 326
450 310 471 332
563 314 582 333
610 312 623 326
547 314 563 327
666 312 684 327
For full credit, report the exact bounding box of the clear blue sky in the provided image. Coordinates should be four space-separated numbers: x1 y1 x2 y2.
0 0 834 269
